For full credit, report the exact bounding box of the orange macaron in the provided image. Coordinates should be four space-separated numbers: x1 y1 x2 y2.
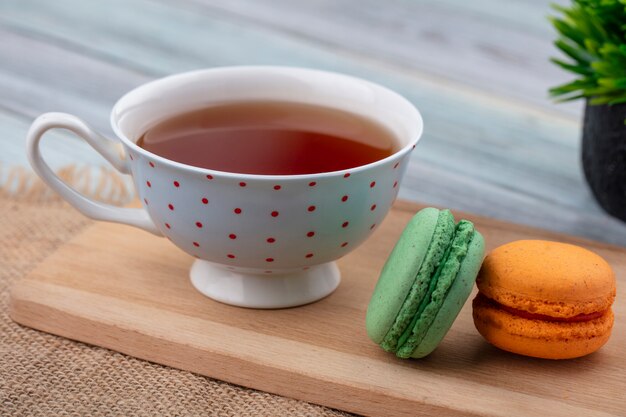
472 240 616 359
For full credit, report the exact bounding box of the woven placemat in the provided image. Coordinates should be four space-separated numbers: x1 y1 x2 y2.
0 170 352 416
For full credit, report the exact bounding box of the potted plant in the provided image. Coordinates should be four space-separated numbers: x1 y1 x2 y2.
550 0 626 221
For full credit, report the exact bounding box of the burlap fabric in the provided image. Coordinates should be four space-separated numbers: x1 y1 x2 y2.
0 175 352 416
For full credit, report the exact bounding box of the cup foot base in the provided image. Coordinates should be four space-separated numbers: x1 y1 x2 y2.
189 260 341 308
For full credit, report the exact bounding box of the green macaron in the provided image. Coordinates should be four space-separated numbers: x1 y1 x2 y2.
366 207 485 358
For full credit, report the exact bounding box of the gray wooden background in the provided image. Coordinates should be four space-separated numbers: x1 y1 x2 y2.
2 0 626 245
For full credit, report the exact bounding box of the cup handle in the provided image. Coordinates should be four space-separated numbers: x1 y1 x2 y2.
26 112 162 236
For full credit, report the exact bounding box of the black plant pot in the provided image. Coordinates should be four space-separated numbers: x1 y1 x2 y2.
582 101 626 221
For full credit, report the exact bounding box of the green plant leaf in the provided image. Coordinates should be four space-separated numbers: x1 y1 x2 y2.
550 58 593 74
584 38 601 56
555 39 593 63
608 95 626 105
592 61 626 77
584 85 619 95
550 17 587 47
553 78 597 90
598 77 626 88
553 93 587 102
590 95 617 104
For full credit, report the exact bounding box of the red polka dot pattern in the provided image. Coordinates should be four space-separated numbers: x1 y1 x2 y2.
137 153 406 268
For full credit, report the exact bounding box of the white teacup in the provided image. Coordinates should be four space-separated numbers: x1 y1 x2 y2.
27 66 423 308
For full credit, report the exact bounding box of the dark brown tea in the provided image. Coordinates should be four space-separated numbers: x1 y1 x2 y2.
137 101 399 175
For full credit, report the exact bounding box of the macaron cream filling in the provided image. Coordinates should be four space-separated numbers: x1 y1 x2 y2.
475 293 607 323
380 210 455 353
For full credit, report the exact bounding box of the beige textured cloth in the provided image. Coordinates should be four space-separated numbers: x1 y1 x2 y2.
0 191 352 416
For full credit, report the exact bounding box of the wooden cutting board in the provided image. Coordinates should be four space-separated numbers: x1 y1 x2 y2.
9 201 625 417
